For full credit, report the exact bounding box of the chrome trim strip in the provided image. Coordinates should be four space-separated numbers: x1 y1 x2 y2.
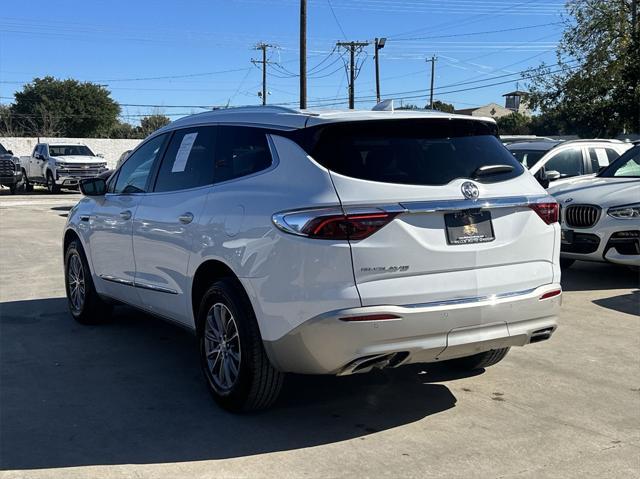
134 281 178 295
403 287 539 309
99 275 178 294
399 194 552 214
99 274 134 286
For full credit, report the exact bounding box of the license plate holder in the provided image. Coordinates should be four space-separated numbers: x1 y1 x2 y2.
444 210 495 245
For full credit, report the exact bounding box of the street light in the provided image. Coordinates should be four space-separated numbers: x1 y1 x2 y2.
374 37 387 104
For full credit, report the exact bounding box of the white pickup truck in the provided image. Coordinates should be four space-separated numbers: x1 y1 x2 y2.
20 143 108 193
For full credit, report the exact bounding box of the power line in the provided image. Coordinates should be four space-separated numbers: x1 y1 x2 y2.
326 0 347 39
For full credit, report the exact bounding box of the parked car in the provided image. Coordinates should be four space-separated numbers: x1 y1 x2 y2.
548 143 640 269
507 139 631 187
64 106 562 411
0 142 22 194
20 143 108 193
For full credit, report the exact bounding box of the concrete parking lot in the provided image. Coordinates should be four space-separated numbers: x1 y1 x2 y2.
0 188 638 479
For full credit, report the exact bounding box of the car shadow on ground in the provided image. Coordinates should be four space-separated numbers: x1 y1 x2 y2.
561 261 639 292
0 188 80 196
592 290 640 316
0 297 459 470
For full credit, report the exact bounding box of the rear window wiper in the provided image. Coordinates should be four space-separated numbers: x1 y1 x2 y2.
473 164 515 178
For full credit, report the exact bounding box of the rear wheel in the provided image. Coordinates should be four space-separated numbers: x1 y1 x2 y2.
64 239 112 324
444 347 510 371
198 278 284 412
9 183 16 194
46 171 60 193
560 258 575 269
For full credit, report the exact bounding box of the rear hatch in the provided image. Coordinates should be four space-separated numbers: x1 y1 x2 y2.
305 118 558 306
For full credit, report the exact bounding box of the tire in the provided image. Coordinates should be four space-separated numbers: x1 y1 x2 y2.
22 170 33 192
444 347 510 371
46 171 60 194
560 258 575 269
9 183 16 194
64 239 112 324
197 278 284 412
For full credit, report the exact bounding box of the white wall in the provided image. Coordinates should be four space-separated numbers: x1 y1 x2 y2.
0 137 142 169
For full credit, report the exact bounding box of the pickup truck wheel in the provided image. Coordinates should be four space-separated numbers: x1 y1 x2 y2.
22 170 33 192
64 239 112 324
443 347 510 371
9 183 17 194
198 279 284 412
47 171 60 194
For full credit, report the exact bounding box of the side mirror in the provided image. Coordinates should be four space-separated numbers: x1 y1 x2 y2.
546 170 561 181
97 153 105 158
79 177 107 196
7 149 13 155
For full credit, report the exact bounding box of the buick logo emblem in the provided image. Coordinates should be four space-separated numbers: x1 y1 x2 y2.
461 181 479 200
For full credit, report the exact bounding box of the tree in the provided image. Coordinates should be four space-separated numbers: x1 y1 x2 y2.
108 121 140 139
496 112 532 135
431 100 455 113
139 114 171 137
11 77 120 137
0 105 23 136
525 0 640 136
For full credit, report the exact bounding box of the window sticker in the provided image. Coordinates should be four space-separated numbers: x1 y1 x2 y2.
595 149 609 167
172 132 198 172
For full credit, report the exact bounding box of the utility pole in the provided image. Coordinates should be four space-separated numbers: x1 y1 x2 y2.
374 37 386 104
252 43 274 105
427 55 437 109
337 41 370 109
300 0 307 109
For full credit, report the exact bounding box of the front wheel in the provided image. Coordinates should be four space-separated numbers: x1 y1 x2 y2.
46 171 60 194
64 239 112 324
9 183 17 194
443 348 510 371
198 279 284 412
22 170 33 192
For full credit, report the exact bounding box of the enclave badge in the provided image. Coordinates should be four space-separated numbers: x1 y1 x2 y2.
461 181 479 200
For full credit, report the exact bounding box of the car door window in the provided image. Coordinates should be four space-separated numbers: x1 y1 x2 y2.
545 148 584 177
113 134 167 194
588 147 617 172
214 126 272 183
153 126 216 192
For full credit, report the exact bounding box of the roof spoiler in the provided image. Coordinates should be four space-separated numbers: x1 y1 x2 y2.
372 99 394 112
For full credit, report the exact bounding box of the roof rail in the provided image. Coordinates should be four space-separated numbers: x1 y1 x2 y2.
204 105 303 115
559 138 624 145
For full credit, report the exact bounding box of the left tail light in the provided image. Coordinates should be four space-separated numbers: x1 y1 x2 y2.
273 208 398 240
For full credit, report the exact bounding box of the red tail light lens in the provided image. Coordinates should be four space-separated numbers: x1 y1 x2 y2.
529 202 559 224
302 212 398 240
539 289 561 300
340 313 401 322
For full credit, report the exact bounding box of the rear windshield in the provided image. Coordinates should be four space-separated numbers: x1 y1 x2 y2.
304 119 524 185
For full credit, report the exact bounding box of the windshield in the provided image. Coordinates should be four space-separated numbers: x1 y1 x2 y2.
0 144 7 155
508 149 546 168
303 119 524 185
49 145 95 157
598 145 640 178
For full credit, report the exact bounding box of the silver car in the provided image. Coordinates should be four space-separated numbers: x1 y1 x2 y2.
549 144 640 269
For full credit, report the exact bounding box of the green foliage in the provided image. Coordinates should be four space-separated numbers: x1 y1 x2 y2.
526 0 640 136
11 77 120 137
139 114 171 136
496 112 532 135
431 100 455 113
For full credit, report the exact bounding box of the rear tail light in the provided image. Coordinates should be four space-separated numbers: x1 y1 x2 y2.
529 202 559 224
539 289 561 300
273 208 398 240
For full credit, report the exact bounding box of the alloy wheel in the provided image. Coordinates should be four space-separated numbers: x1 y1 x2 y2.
67 253 85 312
204 303 242 393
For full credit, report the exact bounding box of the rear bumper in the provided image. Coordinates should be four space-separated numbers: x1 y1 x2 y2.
263 283 561 375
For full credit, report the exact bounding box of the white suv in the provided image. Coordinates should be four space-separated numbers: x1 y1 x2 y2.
63 106 562 411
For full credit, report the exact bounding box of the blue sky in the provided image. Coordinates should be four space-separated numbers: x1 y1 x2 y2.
0 0 566 124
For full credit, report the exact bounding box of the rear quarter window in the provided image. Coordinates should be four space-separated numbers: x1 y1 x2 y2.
305 119 524 185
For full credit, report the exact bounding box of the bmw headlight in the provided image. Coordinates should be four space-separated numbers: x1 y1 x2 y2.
607 204 640 219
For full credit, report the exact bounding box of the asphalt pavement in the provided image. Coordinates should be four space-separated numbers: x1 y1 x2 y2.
0 187 638 478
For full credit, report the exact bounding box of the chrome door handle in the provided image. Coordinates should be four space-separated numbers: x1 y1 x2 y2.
119 210 132 220
178 212 194 224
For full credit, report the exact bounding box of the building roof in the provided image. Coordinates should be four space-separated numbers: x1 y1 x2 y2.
158 105 497 133
502 90 528 96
